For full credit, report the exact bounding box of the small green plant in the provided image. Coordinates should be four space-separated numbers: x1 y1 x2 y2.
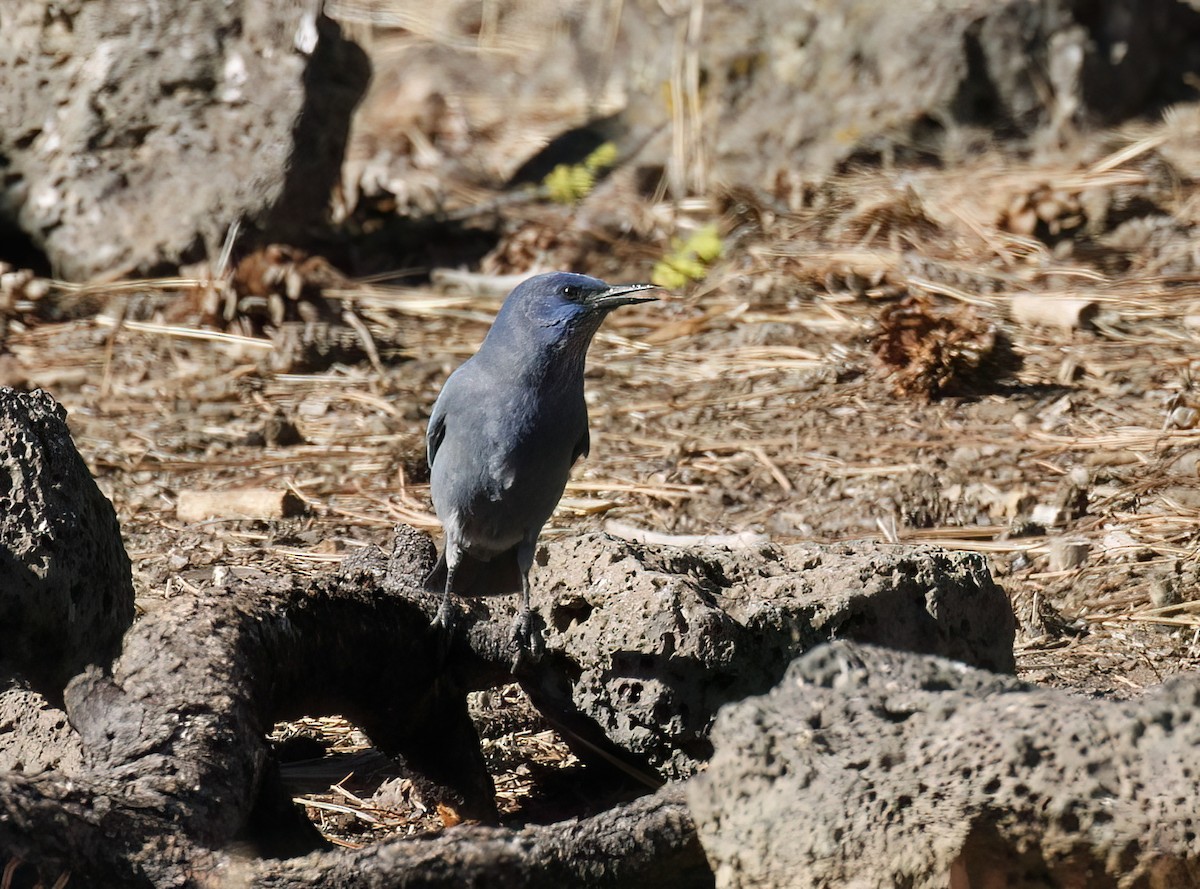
543 142 620 205
652 223 723 289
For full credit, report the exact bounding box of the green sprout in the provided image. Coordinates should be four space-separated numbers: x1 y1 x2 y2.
652 223 723 289
543 142 620 205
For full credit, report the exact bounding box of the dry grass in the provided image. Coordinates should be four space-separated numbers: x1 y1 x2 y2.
271 687 580 844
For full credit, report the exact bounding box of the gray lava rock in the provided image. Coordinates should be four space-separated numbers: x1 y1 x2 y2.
342 0 1200 204
528 534 1014 779
0 1 368 280
0 686 83 777
689 641 1200 888
0 388 134 694
698 0 1200 183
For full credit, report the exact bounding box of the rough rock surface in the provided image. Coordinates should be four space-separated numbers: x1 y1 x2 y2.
340 0 1200 206
0 531 709 887
0 387 134 694
0 686 83 777
689 641 1200 888
520 533 1015 779
0 1 369 279
698 0 1200 182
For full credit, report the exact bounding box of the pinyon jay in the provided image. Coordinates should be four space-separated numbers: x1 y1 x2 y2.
425 271 657 661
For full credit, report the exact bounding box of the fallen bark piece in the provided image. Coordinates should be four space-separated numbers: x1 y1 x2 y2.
176 487 306 522
1048 536 1090 571
690 641 1200 888
430 268 532 296
1167 405 1199 430
1010 293 1099 332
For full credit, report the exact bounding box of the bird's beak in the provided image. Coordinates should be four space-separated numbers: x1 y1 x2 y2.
588 283 660 310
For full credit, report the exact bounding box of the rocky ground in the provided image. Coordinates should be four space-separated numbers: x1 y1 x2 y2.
5 122 1200 845
4 0 1200 870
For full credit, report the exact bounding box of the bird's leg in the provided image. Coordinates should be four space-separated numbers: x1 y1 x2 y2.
430 548 461 658
508 571 541 668
432 580 456 633
509 542 544 668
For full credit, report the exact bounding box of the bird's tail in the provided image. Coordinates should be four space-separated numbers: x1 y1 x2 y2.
423 547 524 597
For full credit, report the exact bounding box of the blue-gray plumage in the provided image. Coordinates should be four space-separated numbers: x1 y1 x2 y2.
425 271 658 659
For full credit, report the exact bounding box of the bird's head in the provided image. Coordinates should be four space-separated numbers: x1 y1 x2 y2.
495 272 658 342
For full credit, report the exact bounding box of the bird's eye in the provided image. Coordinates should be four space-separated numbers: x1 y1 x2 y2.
561 285 579 300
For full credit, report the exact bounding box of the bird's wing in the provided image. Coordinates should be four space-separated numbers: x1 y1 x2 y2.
428 362 483 469
571 428 590 464
427 395 448 469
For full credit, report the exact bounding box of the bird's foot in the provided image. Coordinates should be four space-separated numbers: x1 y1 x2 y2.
430 596 460 663
508 607 545 670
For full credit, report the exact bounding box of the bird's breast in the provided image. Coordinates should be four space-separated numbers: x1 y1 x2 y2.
429 360 589 549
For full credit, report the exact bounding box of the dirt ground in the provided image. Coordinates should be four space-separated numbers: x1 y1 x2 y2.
4 124 1200 843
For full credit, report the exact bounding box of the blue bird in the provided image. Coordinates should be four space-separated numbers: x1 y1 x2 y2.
425 271 658 661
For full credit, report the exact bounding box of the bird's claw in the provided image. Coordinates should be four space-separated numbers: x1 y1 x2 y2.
509 608 545 669
430 597 459 662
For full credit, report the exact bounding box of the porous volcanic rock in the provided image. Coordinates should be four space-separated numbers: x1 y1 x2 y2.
0 686 83 777
0 0 369 279
340 0 1200 206
0 388 134 694
689 641 1200 888
695 0 1200 182
521 533 1015 779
